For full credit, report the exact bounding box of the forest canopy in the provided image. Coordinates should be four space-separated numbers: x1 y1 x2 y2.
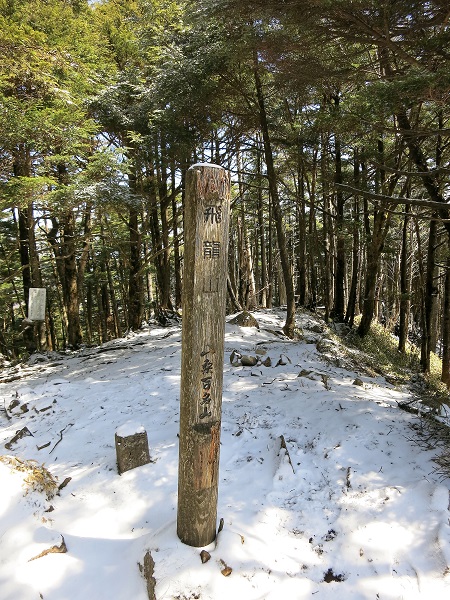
1 0 450 383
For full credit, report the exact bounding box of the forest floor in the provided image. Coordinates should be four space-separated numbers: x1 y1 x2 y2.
0 309 449 600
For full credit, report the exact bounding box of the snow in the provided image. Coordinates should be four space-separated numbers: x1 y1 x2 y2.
116 422 146 437
0 309 449 600
190 163 224 170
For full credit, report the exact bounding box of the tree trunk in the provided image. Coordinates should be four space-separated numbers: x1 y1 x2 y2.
253 57 296 337
321 129 333 322
306 150 319 310
18 206 35 352
441 251 450 387
128 204 143 330
13 145 37 353
398 204 411 353
331 95 346 321
296 151 307 307
236 149 256 310
62 209 82 348
421 218 438 372
172 165 182 308
256 176 268 307
345 152 361 326
357 207 390 337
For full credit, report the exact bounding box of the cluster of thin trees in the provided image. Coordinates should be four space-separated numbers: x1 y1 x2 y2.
1 0 450 384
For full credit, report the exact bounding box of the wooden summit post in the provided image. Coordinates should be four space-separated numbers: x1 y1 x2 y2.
177 163 231 547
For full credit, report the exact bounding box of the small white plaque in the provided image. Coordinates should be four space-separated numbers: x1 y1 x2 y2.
28 288 46 321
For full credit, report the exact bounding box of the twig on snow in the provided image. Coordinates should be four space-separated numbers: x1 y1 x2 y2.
49 423 74 454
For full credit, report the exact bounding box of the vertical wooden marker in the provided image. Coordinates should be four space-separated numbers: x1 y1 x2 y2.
177 163 231 547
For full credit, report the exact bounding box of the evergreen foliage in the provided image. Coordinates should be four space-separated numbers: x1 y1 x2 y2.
0 0 449 399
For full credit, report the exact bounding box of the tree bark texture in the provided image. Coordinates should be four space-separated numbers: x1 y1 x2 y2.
357 207 391 337
253 59 296 337
398 204 411 353
441 251 450 387
177 164 230 547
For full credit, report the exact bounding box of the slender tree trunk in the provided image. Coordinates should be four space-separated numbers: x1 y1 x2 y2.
148 164 170 309
160 200 173 309
106 256 122 338
172 166 182 308
128 204 143 330
345 151 360 326
18 206 34 351
236 148 256 309
62 209 83 348
321 129 333 322
50 161 83 349
227 217 239 311
13 145 37 353
267 188 273 308
331 95 346 321
357 208 390 337
306 150 319 309
398 204 411 353
253 58 295 337
227 277 242 312
85 262 94 344
256 178 268 307
421 218 438 371
96 260 108 343
257 140 269 308
237 211 256 309
356 132 404 337
158 164 173 310
441 251 450 387
296 152 307 307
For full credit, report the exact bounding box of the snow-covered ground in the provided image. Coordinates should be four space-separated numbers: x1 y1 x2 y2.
0 309 449 600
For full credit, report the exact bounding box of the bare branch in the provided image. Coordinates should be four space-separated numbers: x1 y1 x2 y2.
336 183 450 212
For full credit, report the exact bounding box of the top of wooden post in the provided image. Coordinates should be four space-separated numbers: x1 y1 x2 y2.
189 163 225 170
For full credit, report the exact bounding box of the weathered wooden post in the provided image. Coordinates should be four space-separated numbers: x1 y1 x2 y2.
177 163 231 547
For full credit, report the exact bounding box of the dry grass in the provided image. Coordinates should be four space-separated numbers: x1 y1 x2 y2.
334 318 450 480
408 411 450 480
0 455 58 500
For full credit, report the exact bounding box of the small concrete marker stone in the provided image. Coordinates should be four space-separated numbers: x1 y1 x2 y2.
115 423 150 474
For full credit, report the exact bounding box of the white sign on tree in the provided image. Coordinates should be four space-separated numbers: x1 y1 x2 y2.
28 288 46 321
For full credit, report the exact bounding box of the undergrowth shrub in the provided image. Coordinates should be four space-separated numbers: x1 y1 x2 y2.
0 455 58 500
